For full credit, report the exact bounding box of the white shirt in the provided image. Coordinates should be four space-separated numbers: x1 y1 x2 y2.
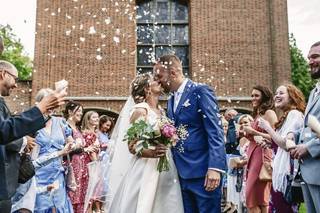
313 81 320 101
173 78 188 112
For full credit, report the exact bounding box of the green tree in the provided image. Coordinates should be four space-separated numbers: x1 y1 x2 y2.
0 24 33 80
290 33 315 99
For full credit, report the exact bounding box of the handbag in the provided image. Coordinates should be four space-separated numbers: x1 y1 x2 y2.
284 169 304 204
18 153 35 184
259 149 272 181
60 123 78 191
229 156 247 169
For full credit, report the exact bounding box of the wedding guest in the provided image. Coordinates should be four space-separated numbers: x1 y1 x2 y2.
221 116 229 211
33 88 73 213
290 41 320 213
63 101 90 213
237 114 253 212
11 142 73 213
258 84 305 212
81 111 100 213
243 85 277 213
222 116 229 143
224 108 240 154
92 115 114 212
97 115 114 156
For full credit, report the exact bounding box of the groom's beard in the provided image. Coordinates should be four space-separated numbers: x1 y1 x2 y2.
311 65 320 79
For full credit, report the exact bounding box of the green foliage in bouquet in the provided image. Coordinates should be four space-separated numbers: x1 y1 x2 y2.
123 119 156 155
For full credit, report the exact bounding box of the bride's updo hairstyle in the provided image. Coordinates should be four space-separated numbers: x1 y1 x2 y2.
131 73 152 104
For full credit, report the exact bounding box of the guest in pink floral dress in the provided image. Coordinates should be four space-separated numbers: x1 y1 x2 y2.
63 102 98 213
81 111 100 213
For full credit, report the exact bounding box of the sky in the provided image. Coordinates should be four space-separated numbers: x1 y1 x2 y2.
0 0 319 59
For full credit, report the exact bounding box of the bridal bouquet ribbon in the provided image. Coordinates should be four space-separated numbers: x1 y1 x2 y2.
124 117 188 172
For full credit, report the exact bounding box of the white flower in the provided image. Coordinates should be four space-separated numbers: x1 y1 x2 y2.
182 99 191 107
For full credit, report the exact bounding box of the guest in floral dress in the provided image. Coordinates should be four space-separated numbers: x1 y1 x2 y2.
81 111 100 213
63 101 97 213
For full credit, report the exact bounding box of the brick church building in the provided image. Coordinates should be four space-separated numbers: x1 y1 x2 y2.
6 0 291 116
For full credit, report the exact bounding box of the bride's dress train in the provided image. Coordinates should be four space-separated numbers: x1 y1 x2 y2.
108 102 184 213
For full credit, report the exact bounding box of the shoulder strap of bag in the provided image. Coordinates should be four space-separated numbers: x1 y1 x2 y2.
59 122 71 163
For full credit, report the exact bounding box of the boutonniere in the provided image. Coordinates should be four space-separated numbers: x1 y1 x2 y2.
182 99 191 107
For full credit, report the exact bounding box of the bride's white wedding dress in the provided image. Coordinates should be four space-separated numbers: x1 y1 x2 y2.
108 102 184 213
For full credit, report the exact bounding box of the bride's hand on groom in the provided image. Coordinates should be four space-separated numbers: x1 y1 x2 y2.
204 170 221 192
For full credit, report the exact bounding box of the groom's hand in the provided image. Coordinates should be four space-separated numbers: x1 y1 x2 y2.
204 170 221 191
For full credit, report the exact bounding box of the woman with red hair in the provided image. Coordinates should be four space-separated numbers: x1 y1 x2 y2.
258 84 306 212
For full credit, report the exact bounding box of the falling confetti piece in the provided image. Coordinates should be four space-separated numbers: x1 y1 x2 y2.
65 30 71 36
96 55 102 60
105 17 111 25
89 26 96 34
113 36 120 44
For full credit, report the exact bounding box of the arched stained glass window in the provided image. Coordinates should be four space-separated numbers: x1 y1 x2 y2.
136 0 189 75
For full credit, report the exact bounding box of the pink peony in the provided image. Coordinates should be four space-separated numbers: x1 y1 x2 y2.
161 124 176 138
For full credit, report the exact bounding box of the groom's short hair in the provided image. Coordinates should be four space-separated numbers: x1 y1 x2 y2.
157 55 182 72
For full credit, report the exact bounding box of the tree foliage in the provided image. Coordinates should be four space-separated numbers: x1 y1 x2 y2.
290 33 315 99
0 24 33 80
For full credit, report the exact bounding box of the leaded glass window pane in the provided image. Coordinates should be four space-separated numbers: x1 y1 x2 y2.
137 1 152 22
172 2 188 21
137 46 154 66
173 46 189 66
155 25 170 44
136 0 190 75
172 25 188 44
156 2 169 21
137 25 154 44
155 46 174 59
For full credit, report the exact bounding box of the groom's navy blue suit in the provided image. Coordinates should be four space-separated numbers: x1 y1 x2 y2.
167 79 226 213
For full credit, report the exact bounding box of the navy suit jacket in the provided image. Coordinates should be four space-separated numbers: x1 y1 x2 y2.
0 99 45 200
168 80 227 179
0 106 45 144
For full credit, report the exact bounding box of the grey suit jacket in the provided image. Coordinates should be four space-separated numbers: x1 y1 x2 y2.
299 88 320 186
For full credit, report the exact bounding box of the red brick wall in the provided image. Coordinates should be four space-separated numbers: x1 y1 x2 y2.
4 81 32 114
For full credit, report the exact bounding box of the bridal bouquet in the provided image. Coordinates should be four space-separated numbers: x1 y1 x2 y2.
124 117 188 172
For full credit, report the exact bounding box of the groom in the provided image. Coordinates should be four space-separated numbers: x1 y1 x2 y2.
153 55 227 213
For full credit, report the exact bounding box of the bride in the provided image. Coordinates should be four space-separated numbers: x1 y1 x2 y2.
105 73 184 213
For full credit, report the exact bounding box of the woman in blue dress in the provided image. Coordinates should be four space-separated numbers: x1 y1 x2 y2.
33 88 74 213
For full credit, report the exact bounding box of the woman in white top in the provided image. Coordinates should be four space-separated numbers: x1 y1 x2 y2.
257 84 306 212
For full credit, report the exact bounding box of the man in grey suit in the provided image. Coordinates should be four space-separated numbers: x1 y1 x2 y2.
291 41 320 212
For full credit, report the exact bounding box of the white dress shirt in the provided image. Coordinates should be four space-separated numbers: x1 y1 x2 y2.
173 78 188 112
